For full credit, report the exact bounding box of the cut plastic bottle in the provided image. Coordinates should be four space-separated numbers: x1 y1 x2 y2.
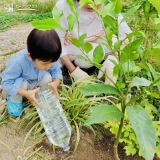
36 89 72 151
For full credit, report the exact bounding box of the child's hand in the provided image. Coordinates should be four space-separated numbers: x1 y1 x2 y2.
48 80 60 99
24 87 40 106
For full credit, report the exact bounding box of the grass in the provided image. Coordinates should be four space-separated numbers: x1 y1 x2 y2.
0 12 52 30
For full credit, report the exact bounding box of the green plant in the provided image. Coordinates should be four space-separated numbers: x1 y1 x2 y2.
104 101 160 157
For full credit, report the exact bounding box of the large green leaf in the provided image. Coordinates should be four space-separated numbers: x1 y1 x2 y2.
31 18 60 30
126 106 156 160
78 84 121 96
85 104 123 125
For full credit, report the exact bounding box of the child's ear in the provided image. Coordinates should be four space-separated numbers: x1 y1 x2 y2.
27 53 33 60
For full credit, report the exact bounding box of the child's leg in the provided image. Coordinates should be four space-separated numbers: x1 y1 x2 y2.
28 72 52 91
8 81 28 117
36 72 52 91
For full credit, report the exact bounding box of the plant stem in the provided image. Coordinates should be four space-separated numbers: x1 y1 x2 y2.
113 116 124 160
144 16 150 48
113 101 126 160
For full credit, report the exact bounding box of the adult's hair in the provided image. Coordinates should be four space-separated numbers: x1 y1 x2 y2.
27 29 62 62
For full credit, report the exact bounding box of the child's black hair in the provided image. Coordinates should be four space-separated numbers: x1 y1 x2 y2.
27 29 62 62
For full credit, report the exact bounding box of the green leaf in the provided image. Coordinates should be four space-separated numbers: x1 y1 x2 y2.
113 63 121 75
147 63 160 92
93 45 104 63
155 17 160 24
142 101 158 114
79 33 87 45
66 0 76 13
126 106 156 160
148 0 160 13
130 30 147 38
114 0 122 14
79 0 94 8
75 55 88 61
103 15 118 31
120 137 133 145
94 0 106 5
100 2 115 17
69 37 80 48
52 6 63 22
84 104 123 125
31 18 60 30
78 84 121 96
84 42 93 53
145 89 160 99
137 62 149 71
133 65 141 72
124 146 137 156
130 77 151 88
67 13 77 31
130 38 143 51
114 41 122 51
122 61 135 73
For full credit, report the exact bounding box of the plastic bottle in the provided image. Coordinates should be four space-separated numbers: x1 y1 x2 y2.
36 89 72 151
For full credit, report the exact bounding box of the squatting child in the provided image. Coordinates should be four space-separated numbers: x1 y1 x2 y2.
0 29 62 117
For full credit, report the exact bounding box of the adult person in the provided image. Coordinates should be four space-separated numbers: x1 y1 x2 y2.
55 0 132 85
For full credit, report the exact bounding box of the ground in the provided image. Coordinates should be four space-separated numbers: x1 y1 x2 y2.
0 23 160 160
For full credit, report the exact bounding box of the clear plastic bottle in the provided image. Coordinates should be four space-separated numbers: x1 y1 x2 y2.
36 89 72 151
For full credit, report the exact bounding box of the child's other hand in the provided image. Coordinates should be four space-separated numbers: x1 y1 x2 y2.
25 87 40 107
48 80 60 99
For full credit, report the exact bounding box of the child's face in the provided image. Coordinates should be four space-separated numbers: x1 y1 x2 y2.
83 3 102 12
33 59 54 70
27 53 54 70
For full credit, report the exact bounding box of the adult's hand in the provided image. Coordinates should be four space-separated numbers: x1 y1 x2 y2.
71 67 89 81
97 55 118 86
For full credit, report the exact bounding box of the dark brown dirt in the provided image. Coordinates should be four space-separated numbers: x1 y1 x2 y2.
35 127 160 160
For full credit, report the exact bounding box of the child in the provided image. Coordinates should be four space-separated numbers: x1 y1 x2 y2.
0 29 62 117
54 0 132 85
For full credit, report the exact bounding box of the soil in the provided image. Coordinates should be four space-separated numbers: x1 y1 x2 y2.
0 23 160 160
